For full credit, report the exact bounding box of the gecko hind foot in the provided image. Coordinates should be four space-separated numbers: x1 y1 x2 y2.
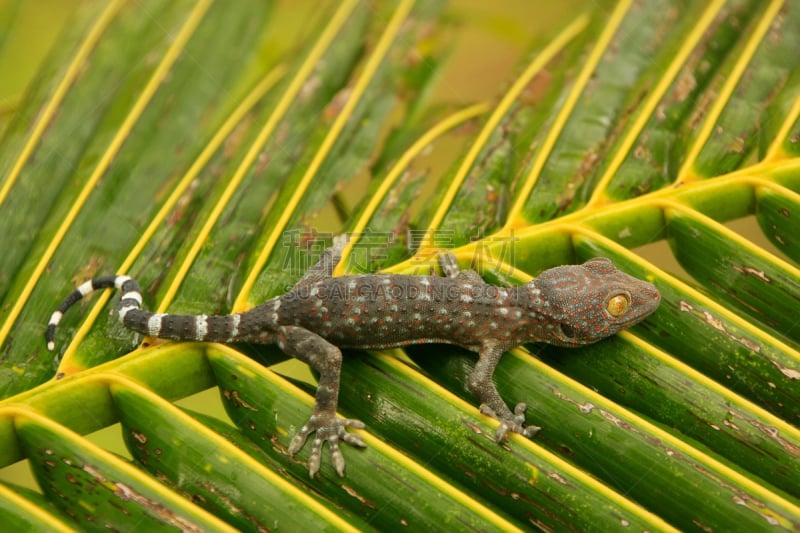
480 402 541 442
288 413 366 478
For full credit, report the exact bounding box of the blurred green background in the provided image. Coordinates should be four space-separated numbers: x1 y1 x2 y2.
0 1 589 120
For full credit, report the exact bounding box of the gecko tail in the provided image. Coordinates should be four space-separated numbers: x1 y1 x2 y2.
46 275 143 351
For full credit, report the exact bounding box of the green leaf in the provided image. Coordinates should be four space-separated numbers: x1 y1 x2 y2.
16 408 233 531
1 0 800 530
114 377 372 531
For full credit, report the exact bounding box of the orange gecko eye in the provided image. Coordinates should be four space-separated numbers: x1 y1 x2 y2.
606 294 630 316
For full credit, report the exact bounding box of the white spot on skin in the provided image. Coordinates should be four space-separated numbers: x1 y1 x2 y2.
462 311 471 319
230 314 241 339
48 310 63 327
77 281 93 296
460 294 473 303
438 308 448 316
195 315 208 340
310 286 319 298
121 291 142 305
118 305 137 321
499 308 509 316
114 276 132 289
147 314 165 336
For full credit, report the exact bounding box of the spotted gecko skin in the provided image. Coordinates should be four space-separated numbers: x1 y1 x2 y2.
47 236 661 477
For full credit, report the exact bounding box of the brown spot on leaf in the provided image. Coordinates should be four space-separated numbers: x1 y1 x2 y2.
223 389 258 411
769 359 800 380
547 472 570 485
673 71 697 102
71 256 104 287
729 136 745 154
702 311 761 353
680 302 762 353
520 70 553 105
342 483 378 509
731 264 771 283
323 87 352 120
633 144 651 161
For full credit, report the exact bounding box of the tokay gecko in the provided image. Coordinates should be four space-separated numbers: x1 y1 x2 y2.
47 235 660 477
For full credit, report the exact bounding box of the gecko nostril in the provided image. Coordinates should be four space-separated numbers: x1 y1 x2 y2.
560 323 576 339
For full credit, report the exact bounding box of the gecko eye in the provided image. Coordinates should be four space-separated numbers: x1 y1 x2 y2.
606 293 630 317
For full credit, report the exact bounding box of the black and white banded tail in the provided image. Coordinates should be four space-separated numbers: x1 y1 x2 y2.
46 274 259 351
46 275 144 351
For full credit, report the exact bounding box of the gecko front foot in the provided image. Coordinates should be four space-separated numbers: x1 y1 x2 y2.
480 402 541 442
288 412 366 478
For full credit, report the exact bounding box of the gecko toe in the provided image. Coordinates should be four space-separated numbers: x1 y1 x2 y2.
480 402 540 442
341 428 367 449
288 426 312 456
522 424 542 438
291 413 366 477
329 442 346 477
307 437 324 478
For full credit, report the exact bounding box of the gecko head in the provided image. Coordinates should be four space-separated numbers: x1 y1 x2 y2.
527 257 660 347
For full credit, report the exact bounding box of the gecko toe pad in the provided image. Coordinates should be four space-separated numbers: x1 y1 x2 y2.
289 413 366 478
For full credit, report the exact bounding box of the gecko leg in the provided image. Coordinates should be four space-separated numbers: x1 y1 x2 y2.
438 252 484 284
276 325 365 477
439 254 537 439
469 341 541 441
290 234 348 291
